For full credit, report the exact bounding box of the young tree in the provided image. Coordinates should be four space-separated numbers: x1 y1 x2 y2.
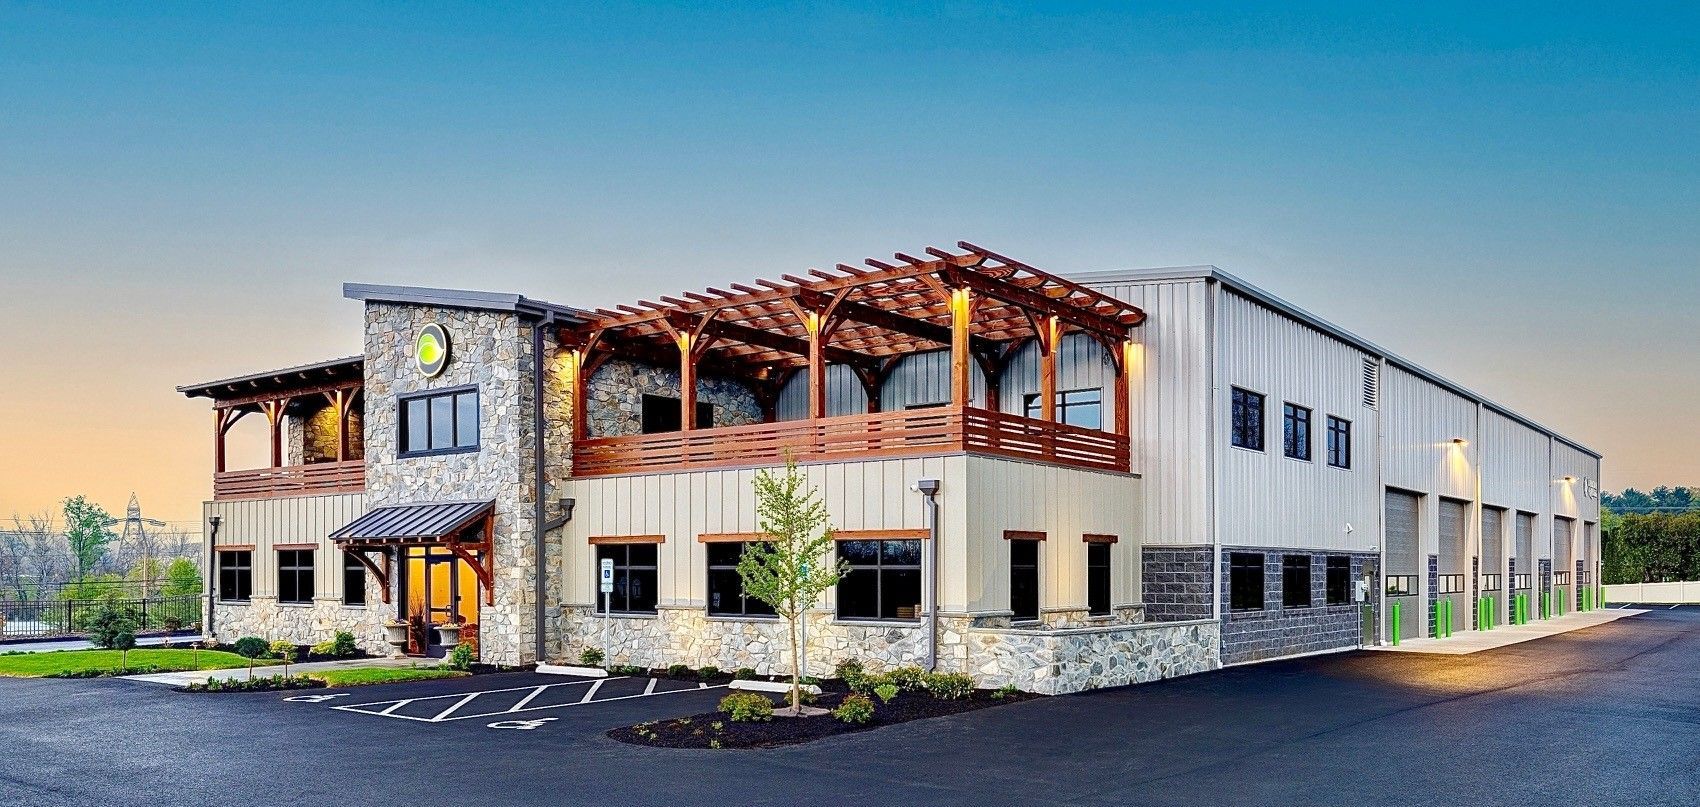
113 630 138 672
61 496 115 585
736 460 848 715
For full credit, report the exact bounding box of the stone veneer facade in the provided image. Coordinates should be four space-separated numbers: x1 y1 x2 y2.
1218 548 1377 666
585 358 762 437
553 606 1216 695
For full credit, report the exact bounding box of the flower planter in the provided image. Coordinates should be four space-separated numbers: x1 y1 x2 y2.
435 624 462 649
382 622 408 658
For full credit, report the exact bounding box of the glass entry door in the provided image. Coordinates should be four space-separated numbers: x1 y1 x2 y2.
401 546 481 658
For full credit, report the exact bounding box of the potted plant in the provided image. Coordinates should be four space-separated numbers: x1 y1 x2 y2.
383 619 409 658
436 619 462 649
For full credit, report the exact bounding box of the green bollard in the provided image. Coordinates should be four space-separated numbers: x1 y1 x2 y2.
1392 602 1401 646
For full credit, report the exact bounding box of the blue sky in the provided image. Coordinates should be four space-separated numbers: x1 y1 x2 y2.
1 2 1695 520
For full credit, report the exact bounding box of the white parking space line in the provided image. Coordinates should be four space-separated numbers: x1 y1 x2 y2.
328 676 726 724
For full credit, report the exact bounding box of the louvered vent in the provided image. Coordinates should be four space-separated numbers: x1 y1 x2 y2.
1362 358 1380 409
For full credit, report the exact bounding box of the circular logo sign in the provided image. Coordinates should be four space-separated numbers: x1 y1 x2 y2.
415 324 450 377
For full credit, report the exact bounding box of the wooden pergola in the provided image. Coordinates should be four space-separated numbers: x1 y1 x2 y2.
562 242 1146 475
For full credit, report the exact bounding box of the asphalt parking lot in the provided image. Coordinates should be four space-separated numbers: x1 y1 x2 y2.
3 607 1698 807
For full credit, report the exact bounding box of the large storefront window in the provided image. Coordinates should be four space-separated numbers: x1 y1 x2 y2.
706 542 775 618
596 543 658 614
836 538 921 621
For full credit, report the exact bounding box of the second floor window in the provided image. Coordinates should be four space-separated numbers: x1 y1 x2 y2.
1327 416 1352 469
1023 388 1103 429
1283 403 1311 461
400 388 479 456
1230 388 1264 451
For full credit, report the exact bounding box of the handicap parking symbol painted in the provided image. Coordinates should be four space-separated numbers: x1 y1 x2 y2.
487 717 557 730
284 693 350 703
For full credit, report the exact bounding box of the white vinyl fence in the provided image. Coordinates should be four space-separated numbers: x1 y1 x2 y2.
1604 581 1700 604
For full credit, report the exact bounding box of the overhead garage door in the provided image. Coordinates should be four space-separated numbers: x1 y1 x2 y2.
1438 498 1469 575
1554 517 1575 570
1481 507 1504 567
1516 512 1534 566
1385 490 1420 576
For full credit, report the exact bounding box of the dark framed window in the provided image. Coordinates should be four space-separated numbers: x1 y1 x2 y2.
1482 574 1502 592
836 539 922 621
1325 556 1350 604
595 543 659 614
277 549 315 604
343 553 366 606
1577 571 1592 585
1386 575 1417 596
1023 388 1103 429
399 387 479 456
217 550 252 603
1326 416 1352 469
641 394 714 434
1008 538 1039 622
1086 541 1111 616
1437 574 1465 595
1282 555 1312 608
1553 571 1571 586
1229 552 1264 611
1514 574 1531 590
1230 388 1265 451
1283 403 1312 461
706 542 775 618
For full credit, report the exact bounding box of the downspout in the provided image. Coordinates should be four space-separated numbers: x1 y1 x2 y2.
204 515 221 641
533 314 551 665
914 478 941 671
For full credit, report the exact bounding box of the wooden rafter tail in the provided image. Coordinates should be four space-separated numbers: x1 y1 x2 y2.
834 262 868 276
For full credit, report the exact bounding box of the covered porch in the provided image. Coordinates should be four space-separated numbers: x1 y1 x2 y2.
330 500 496 658
564 242 1145 477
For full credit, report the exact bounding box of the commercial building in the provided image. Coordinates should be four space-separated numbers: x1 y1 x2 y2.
178 243 1602 693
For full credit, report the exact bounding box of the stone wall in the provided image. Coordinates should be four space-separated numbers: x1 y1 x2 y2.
301 403 363 463
551 606 1216 695
1218 548 1377 666
1142 546 1214 621
209 596 391 656
584 358 762 437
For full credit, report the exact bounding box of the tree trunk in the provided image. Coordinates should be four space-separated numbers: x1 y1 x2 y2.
788 609 801 713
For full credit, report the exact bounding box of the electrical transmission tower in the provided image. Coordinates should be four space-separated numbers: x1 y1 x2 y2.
104 493 167 597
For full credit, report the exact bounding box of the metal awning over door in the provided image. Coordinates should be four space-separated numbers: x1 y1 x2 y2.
329 500 496 605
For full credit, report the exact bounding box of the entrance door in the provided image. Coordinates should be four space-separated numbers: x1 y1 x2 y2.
401 547 481 658
1359 559 1380 646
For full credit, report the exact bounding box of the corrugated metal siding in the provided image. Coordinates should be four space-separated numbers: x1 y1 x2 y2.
1211 289 1380 552
1481 410 1550 513
1079 278 1211 546
1553 516 1575 569
206 493 368 599
998 333 1114 416
1382 365 1480 501
774 364 868 420
1552 442 1602 522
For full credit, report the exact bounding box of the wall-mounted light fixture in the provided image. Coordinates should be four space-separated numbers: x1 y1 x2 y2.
1451 438 1468 446
1562 476 1576 483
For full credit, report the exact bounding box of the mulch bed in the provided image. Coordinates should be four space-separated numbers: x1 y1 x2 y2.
181 674 327 693
607 684 1037 749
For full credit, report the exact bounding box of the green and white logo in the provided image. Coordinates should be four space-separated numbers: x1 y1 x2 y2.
415 323 450 377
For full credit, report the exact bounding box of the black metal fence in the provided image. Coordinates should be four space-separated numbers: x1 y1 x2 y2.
0 595 203 641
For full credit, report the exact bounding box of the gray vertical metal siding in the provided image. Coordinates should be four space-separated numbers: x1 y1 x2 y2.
878 349 988 411
997 333 1113 416
1553 516 1575 569
774 364 866 420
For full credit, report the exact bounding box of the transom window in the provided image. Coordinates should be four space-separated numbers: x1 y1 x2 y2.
1553 571 1571 586
1023 388 1103 429
706 542 775 618
1385 575 1417 596
277 549 315 604
1326 416 1352 469
596 543 659 614
1282 555 1312 608
1514 574 1531 590
400 388 479 456
1283 403 1312 461
1230 388 1265 451
1437 574 1466 595
836 539 922 621
217 550 252 603
1482 574 1503 592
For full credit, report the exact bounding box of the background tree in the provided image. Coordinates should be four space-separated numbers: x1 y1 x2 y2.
1 512 71 600
737 460 848 715
60 496 115 585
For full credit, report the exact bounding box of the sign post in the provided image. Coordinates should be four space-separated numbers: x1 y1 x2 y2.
599 558 614 670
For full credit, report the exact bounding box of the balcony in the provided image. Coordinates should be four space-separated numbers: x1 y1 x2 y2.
572 406 1129 477
213 459 365 500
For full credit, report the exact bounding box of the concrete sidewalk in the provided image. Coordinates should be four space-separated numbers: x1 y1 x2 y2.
1364 607 1645 654
121 656 422 686
0 632 200 654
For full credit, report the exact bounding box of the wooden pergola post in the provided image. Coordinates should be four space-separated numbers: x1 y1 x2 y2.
805 311 827 419
1116 337 1136 436
260 399 286 467
677 331 698 430
1037 315 1061 422
949 288 973 407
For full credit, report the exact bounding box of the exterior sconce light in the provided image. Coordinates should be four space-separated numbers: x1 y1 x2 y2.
1451 438 1468 446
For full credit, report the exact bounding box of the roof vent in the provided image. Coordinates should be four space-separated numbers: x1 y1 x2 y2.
1362 358 1380 410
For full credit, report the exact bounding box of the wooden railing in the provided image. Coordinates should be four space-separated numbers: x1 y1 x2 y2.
571 406 1129 477
213 460 365 500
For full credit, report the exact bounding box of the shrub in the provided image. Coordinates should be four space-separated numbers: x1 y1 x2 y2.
717 692 774 723
922 672 975 700
834 658 865 681
666 663 691 678
448 642 474 671
873 683 899 703
579 647 605 666
697 665 721 680
268 640 296 659
992 684 1021 700
886 665 926 692
331 631 358 657
85 596 141 650
848 671 890 696
612 664 646 676
733 667 759 681
833 693 875 724
310 639 338 657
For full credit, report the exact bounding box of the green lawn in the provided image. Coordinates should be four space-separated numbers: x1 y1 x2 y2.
309 667 470 687
0 648 273 677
